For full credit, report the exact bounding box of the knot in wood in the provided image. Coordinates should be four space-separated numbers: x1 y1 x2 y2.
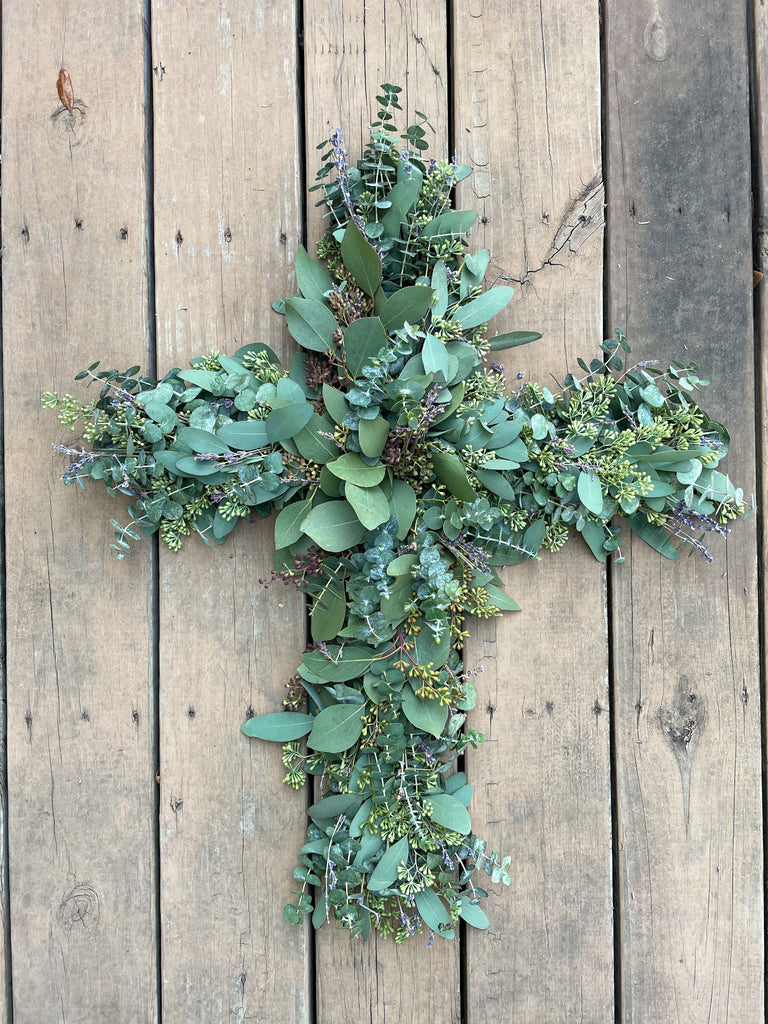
659 675 706 755
57 883 100 938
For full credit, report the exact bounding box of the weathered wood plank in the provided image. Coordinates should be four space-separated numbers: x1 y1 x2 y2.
454 3 614 1020
756 26 768 1024
304 0 449 242
605 4 763 1020
151 2 309 1019
2 3 157 1020
303 5 459 1021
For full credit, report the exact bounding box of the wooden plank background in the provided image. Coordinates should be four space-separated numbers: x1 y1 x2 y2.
456 5 613 1021
606 5 762 1020
3 3 157 1021
1 2 763 1022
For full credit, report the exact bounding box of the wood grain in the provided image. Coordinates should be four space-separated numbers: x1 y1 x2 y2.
454 3 614 1021
151 1 309 1019
2 2 157 1020
605 3 763 1019
304 0 449 244
303 4 460 1021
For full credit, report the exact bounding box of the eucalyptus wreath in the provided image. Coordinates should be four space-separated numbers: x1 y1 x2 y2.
45 84 746 944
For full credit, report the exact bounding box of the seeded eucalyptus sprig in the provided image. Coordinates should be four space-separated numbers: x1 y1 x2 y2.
45 84 746 943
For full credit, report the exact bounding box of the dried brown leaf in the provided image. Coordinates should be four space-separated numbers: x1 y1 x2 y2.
57 68 74 112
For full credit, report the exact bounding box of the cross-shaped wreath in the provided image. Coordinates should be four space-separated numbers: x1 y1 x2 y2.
45 85 745 944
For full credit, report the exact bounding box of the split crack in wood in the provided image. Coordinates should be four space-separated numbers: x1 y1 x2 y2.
502 176 604 287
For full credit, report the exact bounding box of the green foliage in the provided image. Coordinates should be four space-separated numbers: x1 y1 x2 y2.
46 86 748 943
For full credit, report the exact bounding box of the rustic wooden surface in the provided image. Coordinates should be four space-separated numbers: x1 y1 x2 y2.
151 2 309 1020
2 1 764 1022
605 2 763 1020
456 4 614 1021
2 2 157 1021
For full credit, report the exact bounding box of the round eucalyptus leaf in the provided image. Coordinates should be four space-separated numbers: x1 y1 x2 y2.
307 704 365 753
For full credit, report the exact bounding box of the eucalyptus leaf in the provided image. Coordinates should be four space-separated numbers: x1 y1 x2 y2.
173 457 223 479
474 468 516 501
217 420 269 450
485 584 520 611
307 703 366 753
327 453 386 486
274 498 313 549
445 772 468 794
276 377 308 403
312 897 328 930
431 450 477 501
353 831 383 871
422 334 450 378
579 520 609 562
301 645 375 682
295 243 335 302
426 793 471 834
379 286 434 331
677 459 703 485
294 414 340 463
458 895 490 930
341 221 382 296
380 574 414 628
444 341 481 381
449 287 514 329
577 471 603 515
136 382 174 407
488 330 542 351
176 426 231 455
348 798 373 839
265 402 314 443
413 628 450 670
462 248 490 286
311 572 347 642
627 443 696 464
241 712 315 742
626 513 681 559
389 479 417 538
308 792 363 824
343 317 389 378
319 466 343 497
177 368 221 391
344 482 390 530
358 416 391 458
380 179 421 236
530 414 549 440
285 297 339 352
450 784 474 807
367 836 409 892
322 384 351 425
420 209 477 241
144 402 177 428
401 684 448 738
301 501 367 551
414 889 454 939
386 553 418 576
